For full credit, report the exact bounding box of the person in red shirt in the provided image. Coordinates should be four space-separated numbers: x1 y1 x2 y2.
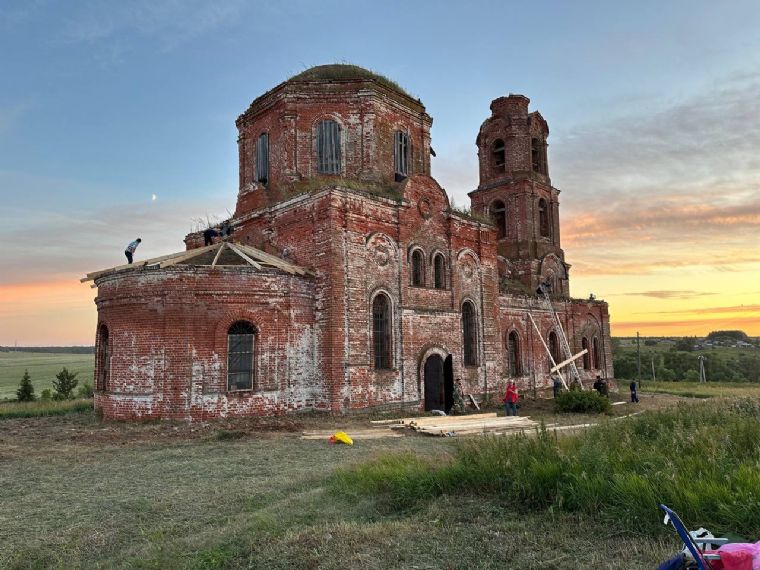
503 381 519 416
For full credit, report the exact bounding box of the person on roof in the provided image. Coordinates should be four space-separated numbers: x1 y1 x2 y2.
203 226 219 246
125 238 141 264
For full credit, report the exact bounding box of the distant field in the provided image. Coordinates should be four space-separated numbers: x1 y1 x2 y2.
0 351 94 400
640 380 760 399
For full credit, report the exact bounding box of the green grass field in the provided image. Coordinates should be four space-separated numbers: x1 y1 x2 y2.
1 412 678 569
0 351 94 400
640 381 760 399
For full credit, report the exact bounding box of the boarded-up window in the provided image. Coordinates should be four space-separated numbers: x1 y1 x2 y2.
433 253 446 289
411 250 424 286
256 133 269 184
539 198 550 238
97 324 110 391
317 119 341 174
593 337 600 369
394 131 409 180
372 294 392 369
462 301 478 366
582 337 590 369
491 200 506 239
492 139 505 171
508 331 521 376
228 321 255 391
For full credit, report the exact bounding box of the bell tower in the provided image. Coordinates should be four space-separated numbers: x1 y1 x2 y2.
469 94 569 296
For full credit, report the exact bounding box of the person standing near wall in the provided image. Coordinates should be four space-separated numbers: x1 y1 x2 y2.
503 381 519 416
629 380 639 403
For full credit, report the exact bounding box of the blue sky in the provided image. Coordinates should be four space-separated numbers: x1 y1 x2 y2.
1 0 759 343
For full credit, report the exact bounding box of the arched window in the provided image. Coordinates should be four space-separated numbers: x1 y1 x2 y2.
316 119 341 174
394 131 410 180
532 137 547 175
410 249 425 287
256 133 269 184
508 331 521 376
490 200 506 239
433 253 446 289
492 139 505 171
581 337 590 369
372 294 392 369
548 331 560 369
97 324 110 391
228 321 255 391
462 301 478 366
593 337 600 369
539 198 550 238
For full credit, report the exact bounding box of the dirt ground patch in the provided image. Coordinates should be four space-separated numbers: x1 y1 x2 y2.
0 391 690 455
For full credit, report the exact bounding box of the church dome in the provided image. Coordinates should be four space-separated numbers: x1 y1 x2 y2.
286 64 414 99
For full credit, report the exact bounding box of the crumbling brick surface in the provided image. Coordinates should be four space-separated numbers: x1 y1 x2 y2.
92 66 613 420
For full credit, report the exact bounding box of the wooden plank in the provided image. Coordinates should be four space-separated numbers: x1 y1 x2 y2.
159 247 215 269
406 413 497 427
550 349 587 373
228 243 263 270
236 243 312 276
528 313 568 390
211 242 226 268
81 243 219 282
467 394 480 410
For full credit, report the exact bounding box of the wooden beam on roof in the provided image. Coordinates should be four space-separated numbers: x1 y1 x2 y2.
159 246 217 269
228 243 263 270
81 243 219 282
211 242 226 268
235 243 312 276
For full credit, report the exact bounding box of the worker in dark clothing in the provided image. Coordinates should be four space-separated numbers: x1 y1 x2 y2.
630 380 639 403
449 378 466 415
125 238 141 264
593 376 603 395
219 221 233 240
552 374 562 398
203 227 219 246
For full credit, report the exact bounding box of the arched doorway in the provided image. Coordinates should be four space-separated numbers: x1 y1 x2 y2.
423 354 453 412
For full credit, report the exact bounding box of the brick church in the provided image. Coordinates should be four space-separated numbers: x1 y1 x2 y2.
85 65 613 421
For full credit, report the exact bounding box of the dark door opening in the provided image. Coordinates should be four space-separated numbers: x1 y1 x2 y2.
424 354 454 412
424 355 444 411
444 355 454 413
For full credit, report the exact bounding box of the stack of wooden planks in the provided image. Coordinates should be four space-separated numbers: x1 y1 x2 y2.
371 412 539 437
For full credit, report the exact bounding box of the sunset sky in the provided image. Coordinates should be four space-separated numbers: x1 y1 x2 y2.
1 0 759 345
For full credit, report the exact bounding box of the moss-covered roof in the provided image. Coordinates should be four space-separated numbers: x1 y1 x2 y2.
287 64 414 99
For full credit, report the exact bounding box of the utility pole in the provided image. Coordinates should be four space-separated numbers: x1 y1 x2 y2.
636 332 641 385
651 357 657 382
697 355 706 383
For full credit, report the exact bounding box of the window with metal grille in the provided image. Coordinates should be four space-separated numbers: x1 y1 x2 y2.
372 294 392 369
462 301 478 366
491 200 506 239
433 253 445 289
394 131 409 180
227 321 255 391
256 133 269 184
539 198 550 238
582 337 590 368
410 249 424 286
492 139 505 171
593 337 600 369
316 119 341 174
97 324 110 391
508 331 521 376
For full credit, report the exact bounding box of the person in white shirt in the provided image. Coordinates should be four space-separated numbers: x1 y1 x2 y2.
125 238 142 264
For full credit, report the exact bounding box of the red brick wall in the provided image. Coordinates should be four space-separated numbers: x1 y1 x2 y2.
93 267 317 420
